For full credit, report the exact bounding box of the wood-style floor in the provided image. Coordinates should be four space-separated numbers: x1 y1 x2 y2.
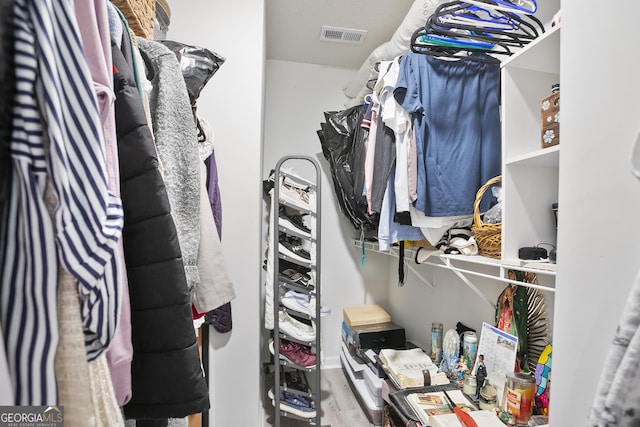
262 368 378 427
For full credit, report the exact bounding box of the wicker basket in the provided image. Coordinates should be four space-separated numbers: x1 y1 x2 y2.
471 175 502 259
112 0 156 39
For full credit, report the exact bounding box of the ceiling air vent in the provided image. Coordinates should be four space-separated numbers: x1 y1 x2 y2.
320 25 368 44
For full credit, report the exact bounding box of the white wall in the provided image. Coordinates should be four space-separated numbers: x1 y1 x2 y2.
387 263 507 351
168 1 265 426
263 59 391 368
551 2 640 425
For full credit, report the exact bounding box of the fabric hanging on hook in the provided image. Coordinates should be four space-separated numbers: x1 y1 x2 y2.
398 242 406 286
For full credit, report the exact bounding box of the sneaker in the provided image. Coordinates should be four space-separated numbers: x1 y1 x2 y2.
279 182 313 212
279 268 314 291
281 290 331 318
269 338 316 368
268 388 316 419
278 310 315 342
263 169 276 196
282 371 308 393
279 259 311 276
279 237 311 264
279 207 311 237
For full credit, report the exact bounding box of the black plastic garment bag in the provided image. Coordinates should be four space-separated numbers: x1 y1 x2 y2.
317 105 378 232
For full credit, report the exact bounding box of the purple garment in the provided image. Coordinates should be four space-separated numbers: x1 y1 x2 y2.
206 150 232 333
208 150 222 240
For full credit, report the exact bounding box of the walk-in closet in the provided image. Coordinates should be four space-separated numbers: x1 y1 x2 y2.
2 1 640 427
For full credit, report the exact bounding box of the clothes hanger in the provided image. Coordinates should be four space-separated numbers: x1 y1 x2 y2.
437 4 525 32
424 14 524 51
417 20 507 52
460 0 545 35
429 1 541 43
411 45 503 64
436 2 518 30
410 27 504 64
464 0 537 15
425 20 530 50
410 0 546 63
421 33 497 51
434 1 544 36
424 18 540 55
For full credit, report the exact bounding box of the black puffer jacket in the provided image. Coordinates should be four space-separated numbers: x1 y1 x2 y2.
112 42 209 419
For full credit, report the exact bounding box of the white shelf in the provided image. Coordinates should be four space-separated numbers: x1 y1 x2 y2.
353 240 556 295
505 145 559 168
501 24 561 73
500 258 557 274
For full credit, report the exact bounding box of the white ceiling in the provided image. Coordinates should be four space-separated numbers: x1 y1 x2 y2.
266 0 416 69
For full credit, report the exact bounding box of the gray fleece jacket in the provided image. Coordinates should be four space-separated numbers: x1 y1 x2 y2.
137 37 200 290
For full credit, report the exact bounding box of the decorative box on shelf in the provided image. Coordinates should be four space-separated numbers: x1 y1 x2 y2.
541 83 560 149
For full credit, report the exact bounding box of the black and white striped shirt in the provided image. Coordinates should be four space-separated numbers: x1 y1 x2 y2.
1 0 124 404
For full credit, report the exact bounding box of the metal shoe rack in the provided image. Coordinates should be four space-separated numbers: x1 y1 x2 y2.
271 155 328 427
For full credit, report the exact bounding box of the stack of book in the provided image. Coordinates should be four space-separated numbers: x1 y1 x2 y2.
406 389 504 427
378 347 449 389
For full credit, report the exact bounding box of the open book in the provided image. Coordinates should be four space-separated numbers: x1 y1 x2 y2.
407 389 479 426
406 391 454 425
378 348 447 388
428 410 506 427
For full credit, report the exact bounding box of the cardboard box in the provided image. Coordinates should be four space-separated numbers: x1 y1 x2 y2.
343 304 391 328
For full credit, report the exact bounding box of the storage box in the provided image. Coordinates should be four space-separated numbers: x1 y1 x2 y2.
343 304 391 328
340 349 383 425
541 89 560 149
341 342 384 404
343 321 406 353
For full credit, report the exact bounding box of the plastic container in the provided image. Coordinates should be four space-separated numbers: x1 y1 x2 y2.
462 331 478 371
479 384 497 411
462 373 477 397
430 322 443 364
506 372 536 425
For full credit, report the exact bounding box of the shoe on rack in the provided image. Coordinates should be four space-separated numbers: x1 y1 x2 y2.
278 310 315 343
279 181 313 212
268 388 316 419
279 206 311 237
282 371 308 393
279 268 314 291
263 169 276 196
279 258 311 275
281 290 331 318
279 237 312 265
269 338 316 368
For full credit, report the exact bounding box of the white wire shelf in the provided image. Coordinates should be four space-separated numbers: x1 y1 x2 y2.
353 239 556 300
